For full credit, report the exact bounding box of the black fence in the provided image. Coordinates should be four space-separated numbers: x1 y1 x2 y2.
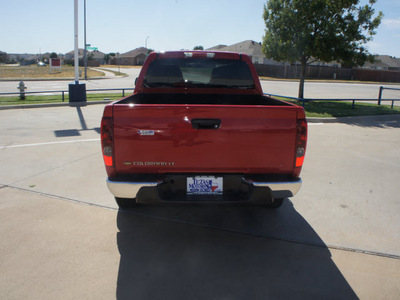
1 86 399 110
254 64 400 83
265 86 400 109
378 86 400 108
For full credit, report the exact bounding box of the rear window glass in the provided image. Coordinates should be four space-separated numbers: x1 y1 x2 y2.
144 58 255 89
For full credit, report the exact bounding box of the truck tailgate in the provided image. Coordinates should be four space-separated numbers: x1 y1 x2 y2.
112 104 299 175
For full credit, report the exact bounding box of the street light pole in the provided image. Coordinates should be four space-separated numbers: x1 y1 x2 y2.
84 0 87 80
74 0 79 84
69 0 87 106
145 36 150 49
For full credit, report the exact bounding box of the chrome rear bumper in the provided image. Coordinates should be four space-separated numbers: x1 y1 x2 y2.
107 179 160 199
243 178 302 199
107 176 302 200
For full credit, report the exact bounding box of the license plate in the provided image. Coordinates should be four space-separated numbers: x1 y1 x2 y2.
187 176 223 195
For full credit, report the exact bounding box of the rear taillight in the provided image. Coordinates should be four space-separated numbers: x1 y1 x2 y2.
293 119 307 177
101 117 113 167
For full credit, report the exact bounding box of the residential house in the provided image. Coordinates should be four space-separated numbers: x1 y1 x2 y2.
90 50 106 65
361 55 400 71
65 49 103 66
113 47 149 65
207 40 287 65
206 44 227 51
206 40 344 67
65 49 84 60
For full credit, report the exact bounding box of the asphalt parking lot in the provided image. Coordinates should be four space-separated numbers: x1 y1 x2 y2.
1 104 400 299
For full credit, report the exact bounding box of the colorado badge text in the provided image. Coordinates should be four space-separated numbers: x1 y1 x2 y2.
123 161 175 166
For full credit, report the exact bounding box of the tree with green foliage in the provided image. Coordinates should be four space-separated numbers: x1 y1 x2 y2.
104 53 117 65
87 52 94 61
50 52 58 59
0 51 8 63
193 46 204 50
262 0 383 98
104 54 111 64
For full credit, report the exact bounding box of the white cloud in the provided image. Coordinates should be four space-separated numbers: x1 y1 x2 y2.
366 41 383 54
382 18 400 29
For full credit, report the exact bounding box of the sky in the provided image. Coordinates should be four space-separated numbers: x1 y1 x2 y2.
1 0 399 57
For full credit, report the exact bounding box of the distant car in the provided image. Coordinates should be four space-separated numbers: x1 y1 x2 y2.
37 62 46 67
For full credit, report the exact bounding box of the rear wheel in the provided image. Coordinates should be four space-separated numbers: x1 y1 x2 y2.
115 197 139 209
266 197 284 209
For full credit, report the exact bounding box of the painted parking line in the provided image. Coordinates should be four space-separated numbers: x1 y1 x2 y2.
0 138 99 149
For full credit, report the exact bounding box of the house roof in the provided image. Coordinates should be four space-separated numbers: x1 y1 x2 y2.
90 50 105 59
208 40 264 57
120 47 148 58
378 55 400 68
363 55 400 69
66 49 85 56
206 44 227 50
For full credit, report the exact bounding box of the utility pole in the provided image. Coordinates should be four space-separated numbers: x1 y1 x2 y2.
69 0 87 106
74 0 79 84
84 0 88 80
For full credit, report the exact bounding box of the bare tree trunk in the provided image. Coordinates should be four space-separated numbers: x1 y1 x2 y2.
298 57 307 99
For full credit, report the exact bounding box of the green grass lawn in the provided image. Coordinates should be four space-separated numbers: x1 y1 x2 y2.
282 99 400 117
0 92 127 105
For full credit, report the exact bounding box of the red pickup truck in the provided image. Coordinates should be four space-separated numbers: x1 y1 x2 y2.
101 51 307 209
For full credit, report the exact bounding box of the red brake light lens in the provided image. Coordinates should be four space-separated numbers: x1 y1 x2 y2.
294 119 307 175
101 117 113 167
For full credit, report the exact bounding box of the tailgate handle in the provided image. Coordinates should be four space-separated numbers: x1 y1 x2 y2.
191 119 221 130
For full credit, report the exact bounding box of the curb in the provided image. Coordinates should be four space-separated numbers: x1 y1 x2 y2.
307 114 400 123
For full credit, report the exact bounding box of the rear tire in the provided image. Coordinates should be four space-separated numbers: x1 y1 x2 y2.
266 197 284 209
115 197 139 209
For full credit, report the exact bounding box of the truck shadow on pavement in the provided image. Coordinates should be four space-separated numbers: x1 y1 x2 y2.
116 200 358 299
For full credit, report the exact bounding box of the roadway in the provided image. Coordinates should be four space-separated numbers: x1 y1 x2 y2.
0 103 399 299
1 66 400 102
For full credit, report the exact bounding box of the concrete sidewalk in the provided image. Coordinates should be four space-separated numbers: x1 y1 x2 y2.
1 187 399 300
